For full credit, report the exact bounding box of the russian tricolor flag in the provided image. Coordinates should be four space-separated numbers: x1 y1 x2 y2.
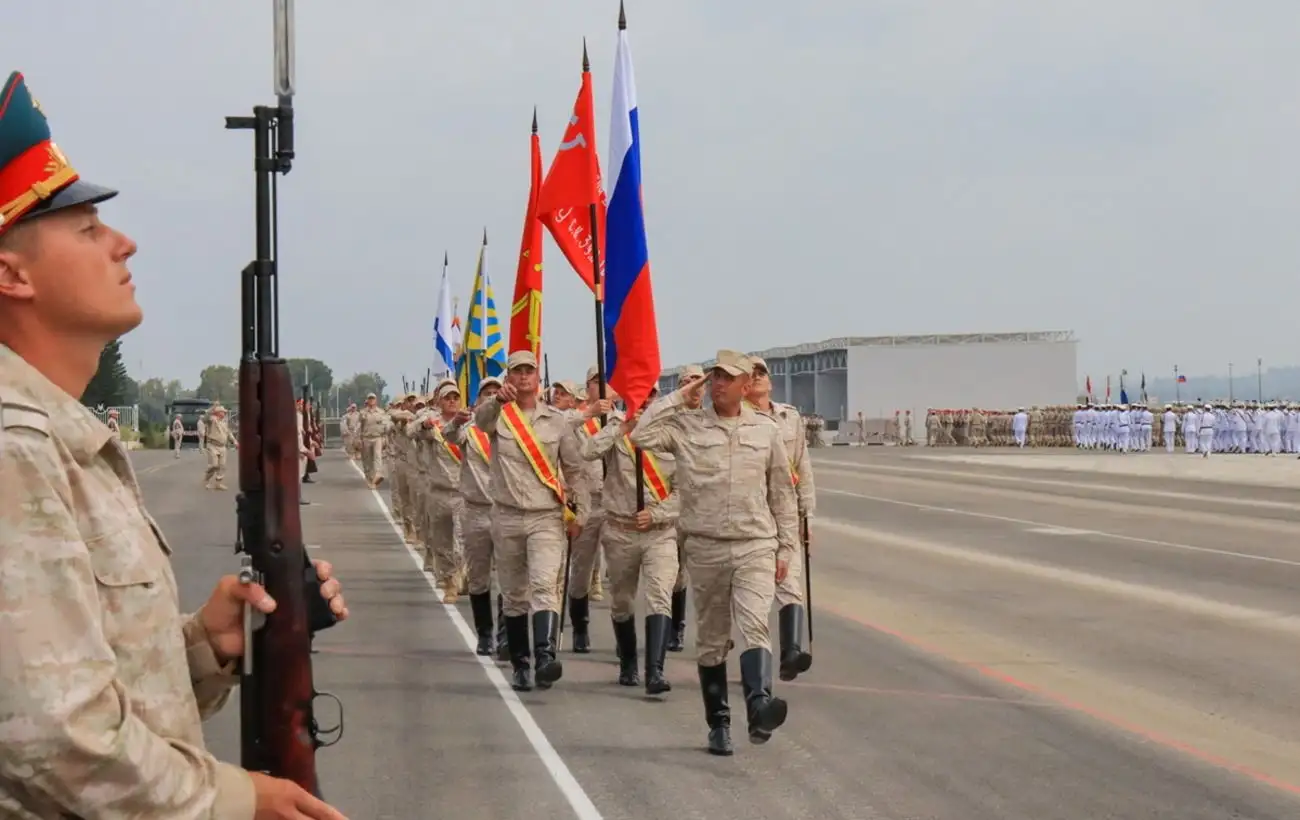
603 8 661 415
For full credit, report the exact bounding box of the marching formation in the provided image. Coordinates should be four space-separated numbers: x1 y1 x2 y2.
925 402 1300 455
338 352 816 756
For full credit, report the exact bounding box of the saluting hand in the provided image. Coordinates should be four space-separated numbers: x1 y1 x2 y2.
202 558 349 665
681 375 707 408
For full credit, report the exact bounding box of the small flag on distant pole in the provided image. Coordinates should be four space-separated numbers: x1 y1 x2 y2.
433 251 456 377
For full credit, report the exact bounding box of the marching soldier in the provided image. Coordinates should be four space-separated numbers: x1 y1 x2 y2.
632 350 798 756
579 383 678 693
0 69 349 817
566 367 614 651
342 401 359 458
446 376 503 655
666 363 705 652
203 405 236 490
357 391 388 487
416 382 467 602
105 407 121 439
171 413 184 457
747 357 815 681
474 350 590 692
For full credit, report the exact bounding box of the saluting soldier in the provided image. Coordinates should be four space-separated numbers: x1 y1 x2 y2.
565 367 614 651
666 363 705 652
0 70 349 818
579 383 678 692
474 350 590 692
203 405 237 490
446 376 503 655
415 382 467 602
631 350 799 756
171 412 184 457
747 356 815 681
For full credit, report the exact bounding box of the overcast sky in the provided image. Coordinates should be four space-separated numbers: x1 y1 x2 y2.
11 1 1300 390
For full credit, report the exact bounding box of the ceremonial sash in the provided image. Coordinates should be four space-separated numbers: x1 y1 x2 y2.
621 436 671 502
790 460 800 486
499 402 576 523
430 420 462 464
468 425 491 461
582 417 601 437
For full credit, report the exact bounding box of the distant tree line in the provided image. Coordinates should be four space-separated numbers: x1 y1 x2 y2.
83 342 391 430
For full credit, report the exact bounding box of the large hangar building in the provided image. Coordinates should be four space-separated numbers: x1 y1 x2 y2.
658 330 1079 435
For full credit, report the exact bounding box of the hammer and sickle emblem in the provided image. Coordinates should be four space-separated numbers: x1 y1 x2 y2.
557 114 587 152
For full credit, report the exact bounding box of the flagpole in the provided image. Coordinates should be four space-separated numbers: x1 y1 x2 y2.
579 43 610 425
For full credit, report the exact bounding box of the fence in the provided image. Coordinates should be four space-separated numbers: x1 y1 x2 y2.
87 404 140 432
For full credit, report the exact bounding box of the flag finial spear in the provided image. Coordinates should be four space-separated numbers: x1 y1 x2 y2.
618 0 627 30
443 250 448 266
482 227 488 245
582 38 590 72
532 105 538 134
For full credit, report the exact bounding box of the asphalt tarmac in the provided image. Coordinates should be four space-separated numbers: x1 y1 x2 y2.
138 444 1300 820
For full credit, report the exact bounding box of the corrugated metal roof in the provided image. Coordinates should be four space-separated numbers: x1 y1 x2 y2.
660 331 1076 377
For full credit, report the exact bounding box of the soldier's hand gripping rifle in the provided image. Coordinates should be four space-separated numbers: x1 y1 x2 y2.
225 0 342 797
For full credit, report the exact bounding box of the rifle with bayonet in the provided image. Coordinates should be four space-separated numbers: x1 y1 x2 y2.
225 0 342 797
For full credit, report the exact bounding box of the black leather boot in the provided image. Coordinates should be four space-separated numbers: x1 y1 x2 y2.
469 593 494 656
644 614 672 695
506 615 532 692
697 662 733 756
667 589 687 652
739 648 788 744
778 604 813 681
612 617 640 686
532 611 564 689
494 594 510 662
569 595 591 654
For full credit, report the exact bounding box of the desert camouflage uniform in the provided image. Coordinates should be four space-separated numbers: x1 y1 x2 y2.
0 345 255 818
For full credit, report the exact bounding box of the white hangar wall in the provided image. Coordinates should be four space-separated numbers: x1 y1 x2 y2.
845 338 1078 425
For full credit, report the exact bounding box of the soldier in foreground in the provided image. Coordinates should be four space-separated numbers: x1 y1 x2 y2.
0 70 349 818
580 383 678 692
747 357 815 681
474 350 589 692
632 350 799 756
666 363 705 651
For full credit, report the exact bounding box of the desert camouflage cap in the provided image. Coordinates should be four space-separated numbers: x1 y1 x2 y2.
508 350 538 370
711 350 750 377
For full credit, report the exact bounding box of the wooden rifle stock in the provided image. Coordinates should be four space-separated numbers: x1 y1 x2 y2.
227 98 341 798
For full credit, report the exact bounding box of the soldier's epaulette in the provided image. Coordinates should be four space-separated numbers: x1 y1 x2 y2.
0 395 51 438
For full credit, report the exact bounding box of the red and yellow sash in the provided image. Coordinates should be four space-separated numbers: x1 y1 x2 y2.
790 461 800 486
430 419 462 464
467 425 492 461
621 436 671 502
500 402 576 523
582 416 601 437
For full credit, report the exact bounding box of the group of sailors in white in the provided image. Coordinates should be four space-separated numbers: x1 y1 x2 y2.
1061 402 1300 457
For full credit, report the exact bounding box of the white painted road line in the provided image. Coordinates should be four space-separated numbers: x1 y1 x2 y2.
346 459 603 820
818 485 1300 569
